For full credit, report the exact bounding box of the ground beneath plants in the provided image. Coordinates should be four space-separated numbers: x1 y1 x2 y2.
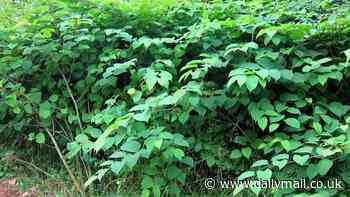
0 179 39 197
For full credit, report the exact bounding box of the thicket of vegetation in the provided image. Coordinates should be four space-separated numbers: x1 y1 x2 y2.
1 0 350 196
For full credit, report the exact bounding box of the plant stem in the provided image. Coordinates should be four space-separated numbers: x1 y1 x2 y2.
44 127 85 197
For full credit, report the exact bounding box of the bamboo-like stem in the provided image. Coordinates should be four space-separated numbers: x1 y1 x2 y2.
45 127 85 197
59 70 84 131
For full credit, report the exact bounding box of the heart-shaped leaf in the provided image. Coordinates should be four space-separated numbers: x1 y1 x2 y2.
257 169 272 180
272 159 288 170
241 147 252 159
293 154 310 166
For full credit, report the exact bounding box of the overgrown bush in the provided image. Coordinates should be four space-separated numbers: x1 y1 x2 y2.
1 0 350 196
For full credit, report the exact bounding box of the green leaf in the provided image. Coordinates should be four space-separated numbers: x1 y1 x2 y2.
257 116 268 130
341 171 350 185
28 92 42 104
256 69 269 79
28 133 35 141
250 181 262 196
144 68 158 91
142 176 153 189
94 115 129 152
49 95 59 102
238 171 255 180
173 148 185 160
75 134 89 145
5 94 17 107
35 132 45 144
344 49 350 63
86 127 102 138
317 159 333 176
236 75 247 87
134 111 151 122
272 159 288 170
158 71 172 88
168 183 181 197
251 160 269 168
165 147 185 160
284 118 300 128
346 116 350 124
179 111 189 124
111 161 125 174
159 132 174 139
206 156 216 167
246 76 259 92
268 69 281 80
84 176 98 188
233 185 245 196
287 107 300 114
166 165 182 180
271 154 289 170
152 138 163 149
142 189 151 197
293 154 309 166
173 134 189 147
153 184 161 197
256 169 272 180
67 142 81 159
312 122 322 134
264 110 279 117
110 59 135 76
248 104 264 121
269 123 279 132
307 164 318 179
328 102 349 118
181 156 194 167
39 101 52 119
294 146 313 154
24 104 33 114
125 153 140 168
230 149 242 159
241 147 252 159
319 148 340 157
121 140 141 153
110 151 125 159
281 140 291 152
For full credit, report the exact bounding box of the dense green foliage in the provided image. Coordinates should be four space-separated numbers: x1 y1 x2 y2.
1 0 350 196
